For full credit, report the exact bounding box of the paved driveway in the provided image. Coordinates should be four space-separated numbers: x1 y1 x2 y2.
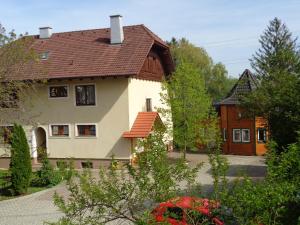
0 153 266 225
169 152 266 193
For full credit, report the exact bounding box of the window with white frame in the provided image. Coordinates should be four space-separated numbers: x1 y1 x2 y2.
233 129 241 142
75 85 95 106
233 128 250 143
76 124 96 137
257 128 267 143
49 86 68 98
50 125 69 137
242 129 250 142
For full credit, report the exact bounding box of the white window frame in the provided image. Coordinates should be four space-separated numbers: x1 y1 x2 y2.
49 124 71 138
257 128 267 143
242 129 250 143
232 129 241 143
75 123 98 138
48 84 69 99
74 83 97 107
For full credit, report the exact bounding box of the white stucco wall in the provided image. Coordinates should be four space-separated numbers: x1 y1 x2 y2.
0 77 171 161
1 78 131 159
128 78 166 128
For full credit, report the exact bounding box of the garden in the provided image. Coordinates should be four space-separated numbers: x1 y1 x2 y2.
0 124 66 201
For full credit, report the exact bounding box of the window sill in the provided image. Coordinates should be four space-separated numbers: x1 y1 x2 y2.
75 136 97 139
75 104 96 107
49 136 71 139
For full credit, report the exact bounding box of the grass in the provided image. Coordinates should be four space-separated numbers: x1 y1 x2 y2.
0 169 47 201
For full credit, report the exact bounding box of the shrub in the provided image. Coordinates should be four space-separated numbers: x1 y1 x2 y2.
210 136 300 225
31 156 62 187
9 124 32 195
50 127 201 224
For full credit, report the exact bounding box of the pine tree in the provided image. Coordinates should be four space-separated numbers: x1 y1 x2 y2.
243 18 300 149
10 124 32 194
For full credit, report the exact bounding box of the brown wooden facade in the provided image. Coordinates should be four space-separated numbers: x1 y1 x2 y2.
220 105 268 155
217 69 268 156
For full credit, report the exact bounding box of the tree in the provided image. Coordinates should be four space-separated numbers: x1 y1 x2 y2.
9 124 32 195
168 38 236 102
0 23 38 123
51 127 201 225
162 60 218 159
242 18 300 149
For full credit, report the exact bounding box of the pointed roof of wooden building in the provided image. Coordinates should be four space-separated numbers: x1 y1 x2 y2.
217 69 258 105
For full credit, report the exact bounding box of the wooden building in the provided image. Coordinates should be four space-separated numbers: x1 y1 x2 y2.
217 69 268 156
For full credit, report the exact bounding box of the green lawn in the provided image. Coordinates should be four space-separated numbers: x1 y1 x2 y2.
0 170 47 201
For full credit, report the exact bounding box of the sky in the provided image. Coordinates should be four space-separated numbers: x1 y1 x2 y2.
1 0 300 77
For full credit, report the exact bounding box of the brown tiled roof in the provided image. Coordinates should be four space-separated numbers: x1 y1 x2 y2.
11 25 172 80
217 69 258 105
123 112 162 138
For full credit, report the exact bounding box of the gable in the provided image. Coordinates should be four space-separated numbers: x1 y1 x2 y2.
137 50 165 81
217 69 258 105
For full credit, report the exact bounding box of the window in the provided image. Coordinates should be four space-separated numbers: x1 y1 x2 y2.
75 85 95 106
76 124 96 137
163 207 183 221
242 129 250 142
0 89 19 108
257 128 267 143
233 128 250 143
50 125 69 137
233 129 241 142
223 128 227 141
0 126 13 144
40 51 49 60
146 98 152 112
81 161 93 169
49 86 68 98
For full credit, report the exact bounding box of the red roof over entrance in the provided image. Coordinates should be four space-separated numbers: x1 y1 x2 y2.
123 112 161 138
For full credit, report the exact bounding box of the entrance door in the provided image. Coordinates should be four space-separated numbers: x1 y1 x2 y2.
35 127 47 162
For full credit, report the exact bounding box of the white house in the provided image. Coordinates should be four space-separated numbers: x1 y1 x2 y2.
0 15 174 168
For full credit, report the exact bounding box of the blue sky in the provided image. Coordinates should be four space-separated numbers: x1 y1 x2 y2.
1 0 300 77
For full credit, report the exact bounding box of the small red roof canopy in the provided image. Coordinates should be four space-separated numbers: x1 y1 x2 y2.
123 112 162 138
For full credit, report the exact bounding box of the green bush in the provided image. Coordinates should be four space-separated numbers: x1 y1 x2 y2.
31 154 64 187
31 156 62 187
9 124 32 195
56 160 75 182
211 136 300 225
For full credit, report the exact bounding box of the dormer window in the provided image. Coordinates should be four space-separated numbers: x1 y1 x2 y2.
41 52 49 60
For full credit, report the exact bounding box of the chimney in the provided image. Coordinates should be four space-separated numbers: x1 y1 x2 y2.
110 15 124 44
39 27 52 39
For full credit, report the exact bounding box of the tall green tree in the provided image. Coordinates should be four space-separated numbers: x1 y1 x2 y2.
242 18 300 149
168 38 236 102
10 124 32 195
162 60 218 159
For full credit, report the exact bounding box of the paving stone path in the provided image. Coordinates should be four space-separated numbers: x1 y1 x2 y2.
0 153 266 225
0 184 66 225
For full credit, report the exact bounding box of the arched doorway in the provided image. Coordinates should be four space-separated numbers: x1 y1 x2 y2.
33 127 47 162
